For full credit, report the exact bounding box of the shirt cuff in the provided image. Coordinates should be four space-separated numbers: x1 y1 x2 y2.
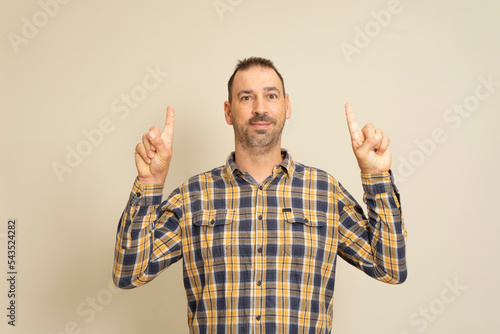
129 177 164 206
361 170 397 195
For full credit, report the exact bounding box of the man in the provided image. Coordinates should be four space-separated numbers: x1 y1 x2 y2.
113 57 407 333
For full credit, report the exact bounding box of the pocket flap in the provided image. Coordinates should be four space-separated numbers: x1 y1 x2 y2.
192 210 236 227
283 209 327 227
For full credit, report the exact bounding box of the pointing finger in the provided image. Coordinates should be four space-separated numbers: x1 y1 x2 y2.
162 105 175 143
345 102 364 146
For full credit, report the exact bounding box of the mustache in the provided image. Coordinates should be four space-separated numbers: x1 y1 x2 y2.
248 114 276 125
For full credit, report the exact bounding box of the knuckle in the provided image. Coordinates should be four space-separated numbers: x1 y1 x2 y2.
152 137 161 147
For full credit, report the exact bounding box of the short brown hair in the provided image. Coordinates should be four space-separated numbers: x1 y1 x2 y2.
227 57 285 103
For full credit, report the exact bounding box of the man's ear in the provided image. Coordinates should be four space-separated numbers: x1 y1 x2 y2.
285 93 291 120
224 101 233 125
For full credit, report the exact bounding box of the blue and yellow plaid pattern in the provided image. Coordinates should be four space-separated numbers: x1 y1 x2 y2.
113 150 407 333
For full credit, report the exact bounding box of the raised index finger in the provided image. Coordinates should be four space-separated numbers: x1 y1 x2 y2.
162 105 175 144
345 102 364 145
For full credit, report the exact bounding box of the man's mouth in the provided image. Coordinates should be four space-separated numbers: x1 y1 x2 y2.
250 121 271 129
248 115 274 129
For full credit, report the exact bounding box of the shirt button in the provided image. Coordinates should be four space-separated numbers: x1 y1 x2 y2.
135 192 141 197
210 219 215 225
258 215 263 220
256 315 261 321
304 218 309 223
257 280 262 286
259 185 263 190
257 247 262 253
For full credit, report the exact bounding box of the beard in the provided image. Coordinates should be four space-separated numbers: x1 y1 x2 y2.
232 113 286 155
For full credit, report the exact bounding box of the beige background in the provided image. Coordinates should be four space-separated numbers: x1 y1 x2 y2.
1 0 499 333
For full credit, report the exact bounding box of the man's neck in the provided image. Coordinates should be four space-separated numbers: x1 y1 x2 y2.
233 144 284 185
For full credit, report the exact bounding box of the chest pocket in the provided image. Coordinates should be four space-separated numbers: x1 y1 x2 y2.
192 209 236 265
283 209 328 261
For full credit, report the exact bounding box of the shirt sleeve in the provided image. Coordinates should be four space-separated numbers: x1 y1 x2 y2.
336 171 407 284
112 178 183 289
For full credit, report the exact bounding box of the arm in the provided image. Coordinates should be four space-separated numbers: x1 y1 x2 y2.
337 172 407 284
337 103 407 283
113 106 182 288
113 182 183 288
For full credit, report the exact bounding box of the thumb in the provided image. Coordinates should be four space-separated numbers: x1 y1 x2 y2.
149 130 168 157
357 133 382 155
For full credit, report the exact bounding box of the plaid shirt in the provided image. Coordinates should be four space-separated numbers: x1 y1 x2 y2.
113 150 407 333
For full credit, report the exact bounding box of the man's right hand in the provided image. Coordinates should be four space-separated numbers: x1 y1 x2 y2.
134 105 174 185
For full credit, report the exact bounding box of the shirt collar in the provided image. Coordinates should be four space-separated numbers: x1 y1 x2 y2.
224 149 294 179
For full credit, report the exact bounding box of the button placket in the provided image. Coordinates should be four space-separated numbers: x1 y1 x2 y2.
254 183 266 332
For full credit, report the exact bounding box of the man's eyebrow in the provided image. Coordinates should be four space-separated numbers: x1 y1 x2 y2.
237 87 281 98
237 90 253 97
237 87 280 96
264 86 280 93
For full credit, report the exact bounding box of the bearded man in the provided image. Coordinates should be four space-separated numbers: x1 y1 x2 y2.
113 57 407 334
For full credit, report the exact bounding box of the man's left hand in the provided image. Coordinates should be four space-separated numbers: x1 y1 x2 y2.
345 102 391 174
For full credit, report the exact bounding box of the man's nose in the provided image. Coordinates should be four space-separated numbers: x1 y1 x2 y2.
253 95 267 114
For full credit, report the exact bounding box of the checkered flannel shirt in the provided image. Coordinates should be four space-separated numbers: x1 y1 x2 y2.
113 150 407 333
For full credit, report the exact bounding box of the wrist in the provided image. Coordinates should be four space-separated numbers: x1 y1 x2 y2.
138 175 166 185
359 166 390 174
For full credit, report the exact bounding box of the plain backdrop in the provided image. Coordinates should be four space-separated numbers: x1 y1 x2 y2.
1 0 499 333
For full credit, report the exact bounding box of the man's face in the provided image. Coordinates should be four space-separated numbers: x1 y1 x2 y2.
224 66 291 154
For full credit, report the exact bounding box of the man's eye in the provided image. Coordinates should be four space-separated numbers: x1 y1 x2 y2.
268 94 277 99
241 96 251 101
